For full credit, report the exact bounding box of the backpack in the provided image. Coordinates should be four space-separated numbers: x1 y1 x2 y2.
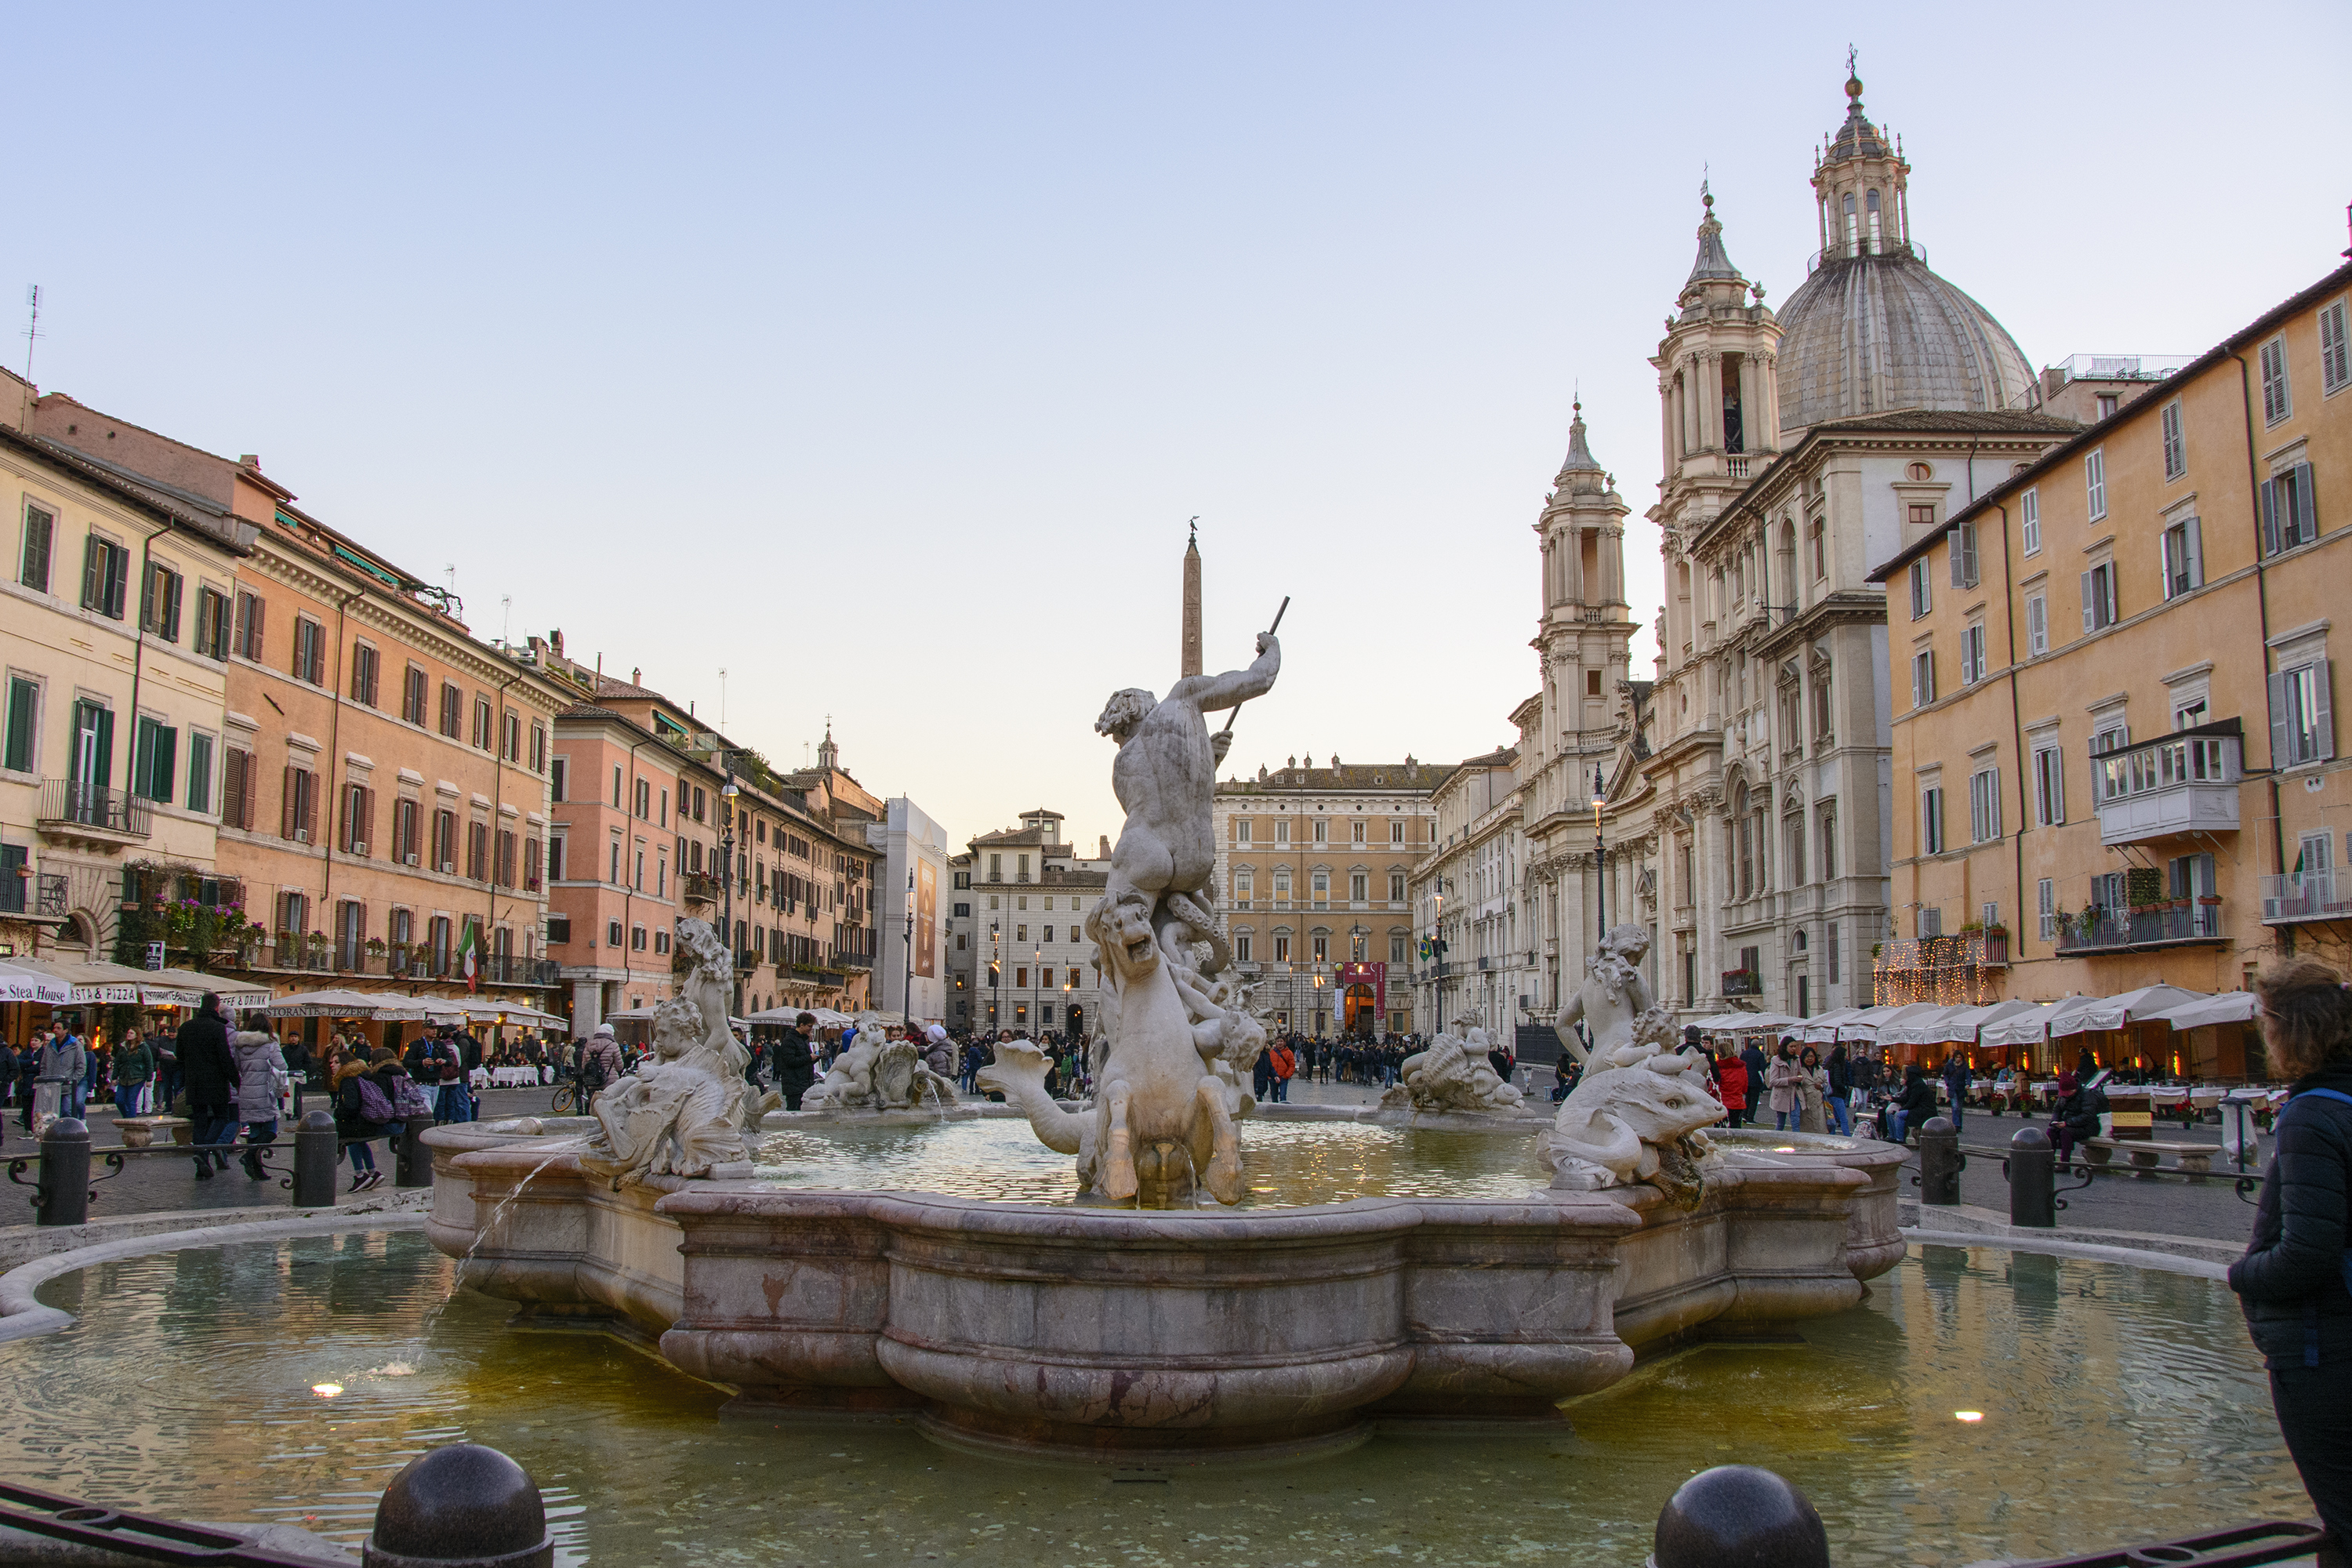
355 1073 394 1123
583 1052 609 1092
392 1074 434 1119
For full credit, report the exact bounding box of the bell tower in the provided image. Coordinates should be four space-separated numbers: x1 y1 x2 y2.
1534 402 1633 752
1811 62 1911 263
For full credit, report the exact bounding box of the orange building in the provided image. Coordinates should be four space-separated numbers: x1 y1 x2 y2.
1870 256 2352 1075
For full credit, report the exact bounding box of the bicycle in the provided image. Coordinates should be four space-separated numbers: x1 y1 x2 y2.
550 1081 582 1115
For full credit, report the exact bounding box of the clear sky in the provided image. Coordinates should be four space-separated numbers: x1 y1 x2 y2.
9 2 2347 854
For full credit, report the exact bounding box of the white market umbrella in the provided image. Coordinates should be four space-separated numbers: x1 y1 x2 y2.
1828 1004 1907 1040
1797 1007 1868 1043
1935 998 2048 1047
2049 985 2208 1037
1882 1006 1972 1047
0 960 72 1004
262 989 433 1022
1980 1002 2071 1052
2144 991 2260 1031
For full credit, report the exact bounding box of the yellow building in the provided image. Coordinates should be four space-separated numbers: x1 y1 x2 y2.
1871 256 2352 1075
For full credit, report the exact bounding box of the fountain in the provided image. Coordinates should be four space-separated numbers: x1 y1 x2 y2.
412 615 1910 1463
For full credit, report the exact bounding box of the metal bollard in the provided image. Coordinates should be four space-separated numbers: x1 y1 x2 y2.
292 1109 340 1207
1915 1115 1962 1205
2009 1123 2056 1229
363 1443 553 1568
34 1118 92 1227
396 1113 437 1189
1653 1465 1830 1568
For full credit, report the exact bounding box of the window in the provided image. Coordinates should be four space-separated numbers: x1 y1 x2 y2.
131 717 177 803
2038 878 2057 940
1388 872 1406 902
2089 724 2129 803
1907 560 1932 619
2271 659 2336 767
2081 561 2118 633
79 535 129 619
19 503 53 591
546 915 571 945
2020 488 2042 556
472 697 493 750
194 586 229 659
221 745 253 829
1232 817 1251 844
1911 648 1936 709
1828 921 1840 984
1918 906 1944 939
1349 871 1368 903
1787 815 1806 885
1818 807 1836 880
439 682 463 739
634 778 650 818
2260 336 2292 425
613 766 624 808
1312 869 1329 905
1275 818 1290 844
467 819 489 881
1810 518 1826 579
1389 932 1407 964
234 590 264 659
2161 516 2203 599
1313 819 1327 844
1947 522 1978 589
349 642 379 706
1312 934 1329 964
394 797 420 864
1969 767 2002 844
2033 743 2065 827
186 731 212 814
2 677 36 772
2324 298 2351 396
396 665 425 725
2027 593 2049 656
1907 503 1937 528
2160 400 2186 480
2260 463 2318 555
608 920 624 947
281 764 318 843
341 782 376 855
1351 819 1366 844
2096 394 2119 421
501 710 521 762
497 828 517 888
291 618 325 684
1390 819 1404 844
1922 786 1946 855
2085 448 2107 521
1960 622 1987 685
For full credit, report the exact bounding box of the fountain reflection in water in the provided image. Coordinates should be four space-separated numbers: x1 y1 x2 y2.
0 1235 2310 1568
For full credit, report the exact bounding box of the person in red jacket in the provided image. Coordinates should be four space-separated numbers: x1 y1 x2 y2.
1714 1045 1751 1128
1269 1039 1298 1103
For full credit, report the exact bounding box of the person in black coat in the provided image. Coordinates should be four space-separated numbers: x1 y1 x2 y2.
1740 1039 1769 1102
2229 959 2352 1544
175 994 240 1178
1885 1063 1940 1145
772 1014 818 1111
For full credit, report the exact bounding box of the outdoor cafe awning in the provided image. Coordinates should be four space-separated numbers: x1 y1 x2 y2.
0 960 72 1004
1882 1006 1971 1047
1795 1007 1869 1043
2143 991 2259 1032
262 989 434 1022
2047 985 2208 1037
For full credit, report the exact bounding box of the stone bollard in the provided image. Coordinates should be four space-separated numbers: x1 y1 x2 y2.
2009 1124 2056 1229
34 1118 91 1227
397 1113 437 1189
1916 1115 1962 1206
1651 1465 1830 1568
292 1109 341 1207
363 1443 553 1568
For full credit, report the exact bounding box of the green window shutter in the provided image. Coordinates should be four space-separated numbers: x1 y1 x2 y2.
2 678 34 772
81 536 103 610
93 706 114 787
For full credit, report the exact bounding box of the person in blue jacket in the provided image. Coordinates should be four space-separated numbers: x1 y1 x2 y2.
2228 959 2352 1544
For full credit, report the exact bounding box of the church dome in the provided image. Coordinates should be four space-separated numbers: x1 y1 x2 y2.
1774 251 2034 433
1773 71 2034 436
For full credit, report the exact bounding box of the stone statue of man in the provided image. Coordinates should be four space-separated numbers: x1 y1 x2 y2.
1555 922 1678 1069
1095 633 1280 921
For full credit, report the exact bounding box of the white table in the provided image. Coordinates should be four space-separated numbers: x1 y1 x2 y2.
489 1065 540 1088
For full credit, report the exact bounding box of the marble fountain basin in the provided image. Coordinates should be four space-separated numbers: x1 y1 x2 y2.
423 1117 1904 1463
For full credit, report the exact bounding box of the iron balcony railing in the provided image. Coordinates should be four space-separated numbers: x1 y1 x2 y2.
1875 930 2010 971
36 780 152 837
2056 902 2225 953
2261 871 2346 924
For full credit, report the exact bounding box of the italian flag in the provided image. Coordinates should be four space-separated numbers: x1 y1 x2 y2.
458 918 481 992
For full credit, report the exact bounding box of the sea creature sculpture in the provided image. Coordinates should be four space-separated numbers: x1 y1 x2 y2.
1379 1025 1526 1116
576 918 762 1181
1538 1058 1725 1207
803 1011 957 1112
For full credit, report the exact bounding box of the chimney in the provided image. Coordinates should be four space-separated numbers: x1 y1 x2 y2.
1098 835 1110 860
239 454 260 469
632 667 641 686
550 628 565 657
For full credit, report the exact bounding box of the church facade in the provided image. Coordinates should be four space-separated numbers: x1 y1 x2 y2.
1490 71 2081 1029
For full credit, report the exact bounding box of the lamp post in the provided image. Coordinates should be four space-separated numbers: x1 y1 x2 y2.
900 865 916 1028
1592 766 1607 945
720 770 742 1016
989 920 1001 1032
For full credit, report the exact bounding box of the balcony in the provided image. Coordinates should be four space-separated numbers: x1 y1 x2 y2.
480 955 562 987
2095 722 2242 848
2263 872 2350 924
35 780 152 845
682 872 720 906
2056 902 2226 953
2 869 70 918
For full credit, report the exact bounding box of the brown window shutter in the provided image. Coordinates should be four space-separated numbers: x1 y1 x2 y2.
282 765 298 839
223 747 246 829
302 772 318 842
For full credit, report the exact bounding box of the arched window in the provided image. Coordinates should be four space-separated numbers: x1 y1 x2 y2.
1842 191 1857 250
1734 783 1754 899
1865 188 1882 250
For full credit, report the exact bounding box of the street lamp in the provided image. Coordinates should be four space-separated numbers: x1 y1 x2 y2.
720 771 742 1014
900 865 916 1029
989 920 1001 1032
1592 766 1607 943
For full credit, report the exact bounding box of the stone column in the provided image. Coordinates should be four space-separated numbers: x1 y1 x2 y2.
1181 536 1203 679
1700 354 1722 452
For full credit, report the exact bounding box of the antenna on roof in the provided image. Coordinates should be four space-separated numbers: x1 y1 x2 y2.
500 595 511 647
719 669 728 730
20 285 40 383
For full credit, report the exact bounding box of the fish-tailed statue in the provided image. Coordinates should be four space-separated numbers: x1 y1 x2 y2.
991 624 1279 1207
803 1012 956 1112
577 918 761 1181
1541 924 1722 1207
1378 1023 1526 1117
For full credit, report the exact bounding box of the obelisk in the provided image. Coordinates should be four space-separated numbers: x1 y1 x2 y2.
1181 523 1203 678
